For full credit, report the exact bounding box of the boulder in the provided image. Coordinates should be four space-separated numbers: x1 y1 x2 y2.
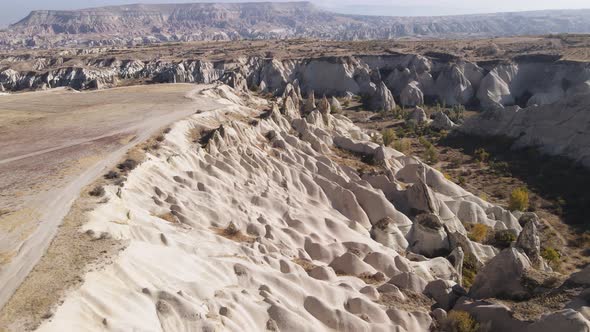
405 178 437 215
309 266 337 281
329 252 377 276
400 81 424 107
304 90 316 113
370 81 396 112
318 95 331 115
408 107 429 125
568 264 590 286
448 231 498 268
516 213 541 266
431 111 456 130
373 146 404 164
454 298 529 331
370 217 409 252
363 251 402 277
469 248 532 300
387 272 428 293
447 247 464 286
423 279 466 310
526 309 590 332
330 96 342 113
407 214 450 258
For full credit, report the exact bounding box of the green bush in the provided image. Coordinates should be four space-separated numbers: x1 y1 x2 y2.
462 254 478 288
494 230 517 249
444 311 479 332
474 148 490 163
457 175 466 186
418 136 432 148
541 247 561 263
509 187 529 211
393 138 411 153
424 145 439 164
382 129 397 147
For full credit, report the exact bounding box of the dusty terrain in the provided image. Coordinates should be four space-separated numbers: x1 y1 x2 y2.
0 84 224 310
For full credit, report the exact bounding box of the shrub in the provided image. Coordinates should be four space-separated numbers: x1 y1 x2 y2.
418 136 432 148
462 254 478 288
494 230 517 248
89 186 105 197
393 138 411 153
104 171 119 180
490 161 510 175
382 129 397 147
424 145 439 164
117 159 138 172
509 187 529 211
457 175 466 186
223 222 239 236
474 148 490 163
444 311 479 332
468 224 490 243
541 247 561 263
479 193 489 202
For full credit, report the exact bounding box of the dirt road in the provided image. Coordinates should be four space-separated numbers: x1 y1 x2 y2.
0 84 223 309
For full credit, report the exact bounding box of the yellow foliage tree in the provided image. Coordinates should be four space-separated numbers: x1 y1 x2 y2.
509 187 529 211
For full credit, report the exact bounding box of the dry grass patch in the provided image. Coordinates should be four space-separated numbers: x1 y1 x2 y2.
442 310 479 332
215 222 255 244
156 212 179 224
466 223 491 243
378 289 434 313
293 258 318 272
358 272 386 285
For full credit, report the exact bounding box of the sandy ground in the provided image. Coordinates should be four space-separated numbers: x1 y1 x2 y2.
0 84 224 310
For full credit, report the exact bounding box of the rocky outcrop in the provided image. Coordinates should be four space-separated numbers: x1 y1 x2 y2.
407 214 451 258
461 92 590 168
408 107 429 125
400 81 424 107
330 97 342 113
423 279 466 310
516 213 542 266
476 64 518 109
469 248 532 300
526 309 590 332
369 82 396 112
431 111 456 130
304 91 316 114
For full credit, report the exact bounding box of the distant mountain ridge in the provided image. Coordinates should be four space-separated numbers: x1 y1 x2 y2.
3 2 590 49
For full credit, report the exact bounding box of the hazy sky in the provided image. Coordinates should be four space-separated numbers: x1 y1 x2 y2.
1 0 589 27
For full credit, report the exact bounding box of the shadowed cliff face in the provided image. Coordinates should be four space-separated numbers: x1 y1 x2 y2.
2 2 590 48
